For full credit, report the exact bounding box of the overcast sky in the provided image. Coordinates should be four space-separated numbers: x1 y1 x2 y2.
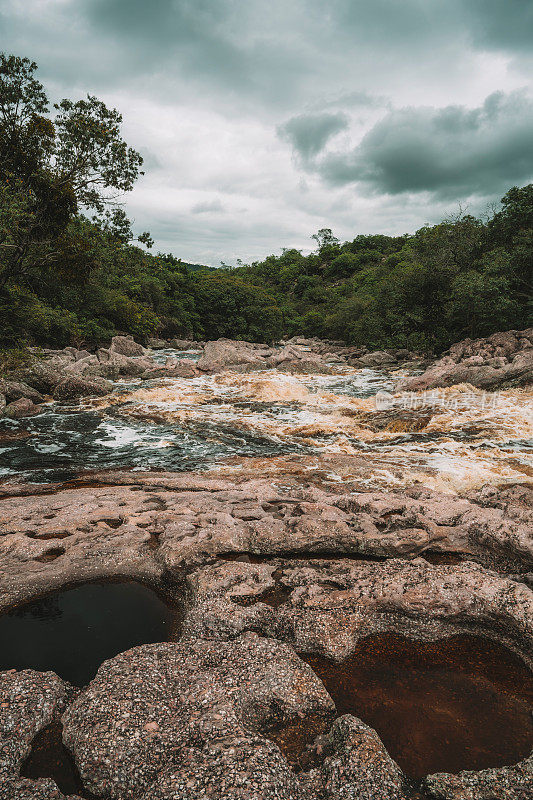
2 0 532 265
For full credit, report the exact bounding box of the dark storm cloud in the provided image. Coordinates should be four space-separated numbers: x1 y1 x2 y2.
312 92 533 199
279 112 349 160
460 0 533 52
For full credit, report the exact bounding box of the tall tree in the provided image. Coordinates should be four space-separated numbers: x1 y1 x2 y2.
0 54 148 288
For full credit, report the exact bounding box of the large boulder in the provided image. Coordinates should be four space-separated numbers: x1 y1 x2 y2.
169 339 200 350
146 338 168 349
353 351 398 368
0 380 44 405
13 363 63 395
109 335 147 358
96 349 156 378
141 359 198 379
62 635 334 799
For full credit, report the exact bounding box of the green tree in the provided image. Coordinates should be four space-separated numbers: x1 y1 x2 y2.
0 54 148 288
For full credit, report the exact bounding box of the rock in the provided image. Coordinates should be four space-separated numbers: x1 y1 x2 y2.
96 349 155 378
197 339 271 373
14 363 63 395
141 360 198 379
0 395 5 416
109 335 147 357
1 471 532 613
423 755 533 799
398 328 533 391
0 381 44 405
62 634 333 798
146 338 168 349
4 398 41 419
169 339 200 350
143 737 305 800
0 669 73 792
183 558 533 661
316 715 405 800
52 375 112 401
356 351 397 368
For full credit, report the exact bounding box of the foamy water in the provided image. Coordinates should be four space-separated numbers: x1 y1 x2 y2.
0 356 531 493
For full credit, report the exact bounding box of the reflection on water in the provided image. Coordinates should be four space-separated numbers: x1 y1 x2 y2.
0 581 180 686
0 352 531 492
302 633 533 778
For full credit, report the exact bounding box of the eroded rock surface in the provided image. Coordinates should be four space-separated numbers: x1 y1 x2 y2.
0 471 532 613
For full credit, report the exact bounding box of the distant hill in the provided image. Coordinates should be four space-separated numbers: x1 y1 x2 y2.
182 262 218 272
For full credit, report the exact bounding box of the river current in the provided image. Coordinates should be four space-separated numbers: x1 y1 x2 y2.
0 348 531 492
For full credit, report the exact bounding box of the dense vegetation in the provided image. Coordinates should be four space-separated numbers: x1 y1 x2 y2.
1 54 531 353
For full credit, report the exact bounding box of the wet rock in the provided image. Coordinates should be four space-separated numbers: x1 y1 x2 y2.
146 338 168 349
62 634 334 798
4 398 41 419
109 335 147 358
423 755 533 799
398 328 533 391
0 669 73 794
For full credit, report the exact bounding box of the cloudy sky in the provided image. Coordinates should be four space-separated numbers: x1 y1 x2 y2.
2 1 532 265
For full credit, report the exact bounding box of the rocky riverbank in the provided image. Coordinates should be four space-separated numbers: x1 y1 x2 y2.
0 330 532 799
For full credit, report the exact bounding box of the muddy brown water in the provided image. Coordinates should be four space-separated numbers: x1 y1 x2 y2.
301 633 533 778
0 581 180 686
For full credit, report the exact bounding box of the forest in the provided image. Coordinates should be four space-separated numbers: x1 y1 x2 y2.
1 54 531 354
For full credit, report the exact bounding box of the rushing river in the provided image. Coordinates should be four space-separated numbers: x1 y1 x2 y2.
0 348 531 492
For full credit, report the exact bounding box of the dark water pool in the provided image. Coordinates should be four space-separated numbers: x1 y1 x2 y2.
302 633 533 778
0 581 180 686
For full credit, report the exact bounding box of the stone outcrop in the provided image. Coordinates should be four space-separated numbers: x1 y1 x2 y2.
0 463 532 798
398 328 533 391
0 470 532 614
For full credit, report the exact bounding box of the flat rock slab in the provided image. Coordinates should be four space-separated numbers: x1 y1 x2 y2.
0 471 532 612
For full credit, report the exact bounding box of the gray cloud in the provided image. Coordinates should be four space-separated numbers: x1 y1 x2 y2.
313 91 533 199
460 0 533 52
1 0 532 264
191 199 225 214
279 112 349 160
